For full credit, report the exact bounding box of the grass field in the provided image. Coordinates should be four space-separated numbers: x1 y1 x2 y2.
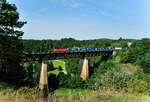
48 60 67 76
54 88 150 102
54 88 92 96
1 81 150 102
22 60 66 76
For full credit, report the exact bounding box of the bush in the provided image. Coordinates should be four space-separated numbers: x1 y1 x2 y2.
65 58 80 75
127 79 148 93
134 72 150 94
95 70 132 90
139 53 150 73
120 39 150 73
94 59 115 75
87 59 133 90
58 73 84 88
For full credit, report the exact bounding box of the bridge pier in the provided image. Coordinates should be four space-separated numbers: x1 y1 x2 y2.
36 62 41 83
80 57 89 80
112 50 117 56
37 58 49 102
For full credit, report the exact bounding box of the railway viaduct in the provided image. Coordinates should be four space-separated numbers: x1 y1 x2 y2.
24 48 113 102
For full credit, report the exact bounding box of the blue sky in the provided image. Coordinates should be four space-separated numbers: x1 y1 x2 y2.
8 0 150 40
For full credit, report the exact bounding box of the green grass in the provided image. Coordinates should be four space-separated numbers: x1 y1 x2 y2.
90 95 150 102
54 88 150 102
0 81 150 102
54 88 92 96
48 60 67 76
21 60 67 76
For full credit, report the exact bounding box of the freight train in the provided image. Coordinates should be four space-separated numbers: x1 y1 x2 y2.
52 47 113 53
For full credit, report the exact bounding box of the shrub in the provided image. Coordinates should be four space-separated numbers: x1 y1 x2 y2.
134 72 150 94
120 39 150 73
88 60 133 90
58 73 84 88
127 79 148 93
94 59 116 75
96 71 132 90
139 53 150 73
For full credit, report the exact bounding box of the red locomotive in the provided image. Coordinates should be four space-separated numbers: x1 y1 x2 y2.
52 48 67 53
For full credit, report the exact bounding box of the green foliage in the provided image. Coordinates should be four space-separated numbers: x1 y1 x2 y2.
20 62 38 86
0 0 26 37
139 53 150 73
135 72 150 83
87 60 121 89
134 72 150 94
100 71 132 90
87 60 149 93
65 58 80 75
127 79 148 93
0 0 26 84
48 60 66 76
21 38 150 94
22 63 36 85
94 59 115 75
121 39 150 73
90 69 133 91
22 38 130 53
58 73 84 89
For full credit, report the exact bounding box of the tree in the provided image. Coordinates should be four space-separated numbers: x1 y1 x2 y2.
121 39 150 73
140 53 150 73
0 0 26 84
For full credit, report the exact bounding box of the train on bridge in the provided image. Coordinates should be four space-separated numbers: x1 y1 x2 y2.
23 47 113 61
52 47 113 53
51 47 113 59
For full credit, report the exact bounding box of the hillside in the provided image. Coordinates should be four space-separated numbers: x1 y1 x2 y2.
1 38 150 102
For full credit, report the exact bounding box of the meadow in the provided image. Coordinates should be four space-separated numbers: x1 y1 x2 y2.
1 83 150 102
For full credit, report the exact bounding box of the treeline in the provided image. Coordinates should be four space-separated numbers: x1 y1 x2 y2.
121 38 150 73
23 37 132 53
